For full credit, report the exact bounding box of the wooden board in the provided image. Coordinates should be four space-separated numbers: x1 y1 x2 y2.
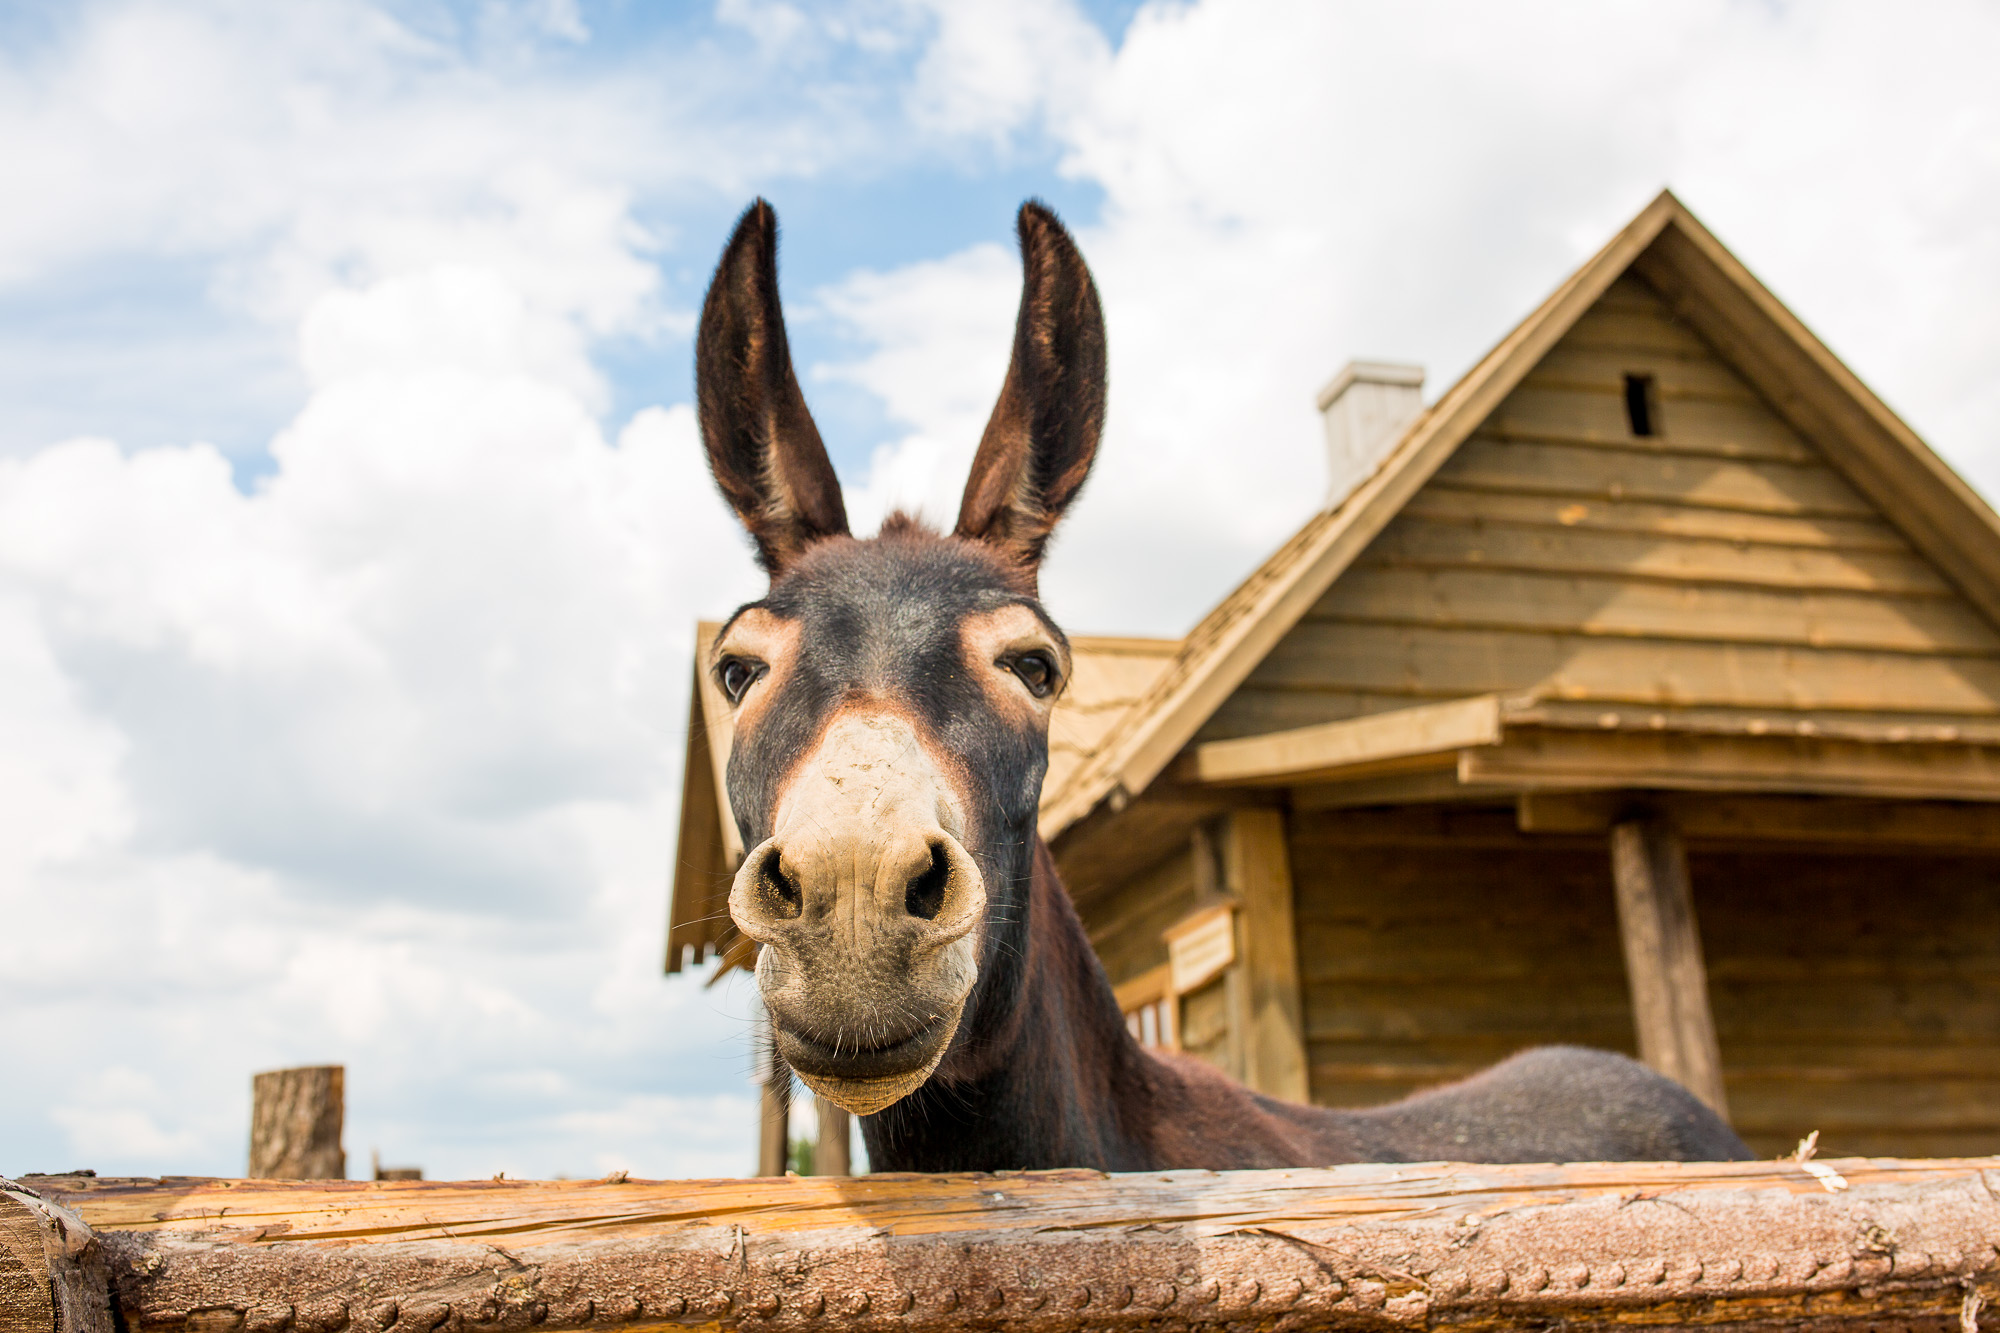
27 1160 2000 1333
1181 695 1502 786
1315 564 2000 655
1462 726 2000 802
1251 622 2000 715
1436 437 1875 518
1404 484 1913 551
1358 515 1951 593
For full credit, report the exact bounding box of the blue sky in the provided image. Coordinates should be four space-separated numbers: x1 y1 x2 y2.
4 0 2000 1181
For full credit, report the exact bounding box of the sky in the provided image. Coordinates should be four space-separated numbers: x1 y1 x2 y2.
3 0 1999 1181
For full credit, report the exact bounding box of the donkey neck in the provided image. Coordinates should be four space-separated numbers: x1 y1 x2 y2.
858 838 1161 1172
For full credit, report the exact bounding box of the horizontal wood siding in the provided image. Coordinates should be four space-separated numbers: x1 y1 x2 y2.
1288 808 1637 1113
1201 274 2000 743
1289 805 2000 1158
1696 846 2000 1158
1081 844 1199 989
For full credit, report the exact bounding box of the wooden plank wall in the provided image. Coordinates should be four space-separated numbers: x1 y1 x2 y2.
1695 845 2000 1159
1083 844 1199 992
1287 807 1639 1111
1288 805 2000 1159
1198 273 2000 742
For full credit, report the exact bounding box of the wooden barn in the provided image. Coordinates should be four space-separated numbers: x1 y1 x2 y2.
668 191 2000 1162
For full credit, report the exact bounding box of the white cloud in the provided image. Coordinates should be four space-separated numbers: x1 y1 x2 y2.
0 203 765 1177
820 0 2000 637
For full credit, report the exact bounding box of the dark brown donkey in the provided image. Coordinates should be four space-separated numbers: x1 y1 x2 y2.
696 199 1750 1171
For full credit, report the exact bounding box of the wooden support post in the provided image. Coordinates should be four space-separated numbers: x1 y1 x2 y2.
249 1065 345 1179
814 1097 852 1177
1219 810 1310 1103
1608 814 1729 1119
754 1002 791 1177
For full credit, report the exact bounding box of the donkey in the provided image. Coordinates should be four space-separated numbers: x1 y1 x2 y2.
696 199 1750 1172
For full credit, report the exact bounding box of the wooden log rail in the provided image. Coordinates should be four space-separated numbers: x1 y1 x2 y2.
9 1158 2000 1333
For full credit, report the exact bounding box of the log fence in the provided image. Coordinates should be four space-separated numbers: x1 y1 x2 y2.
8 1157 2000 1333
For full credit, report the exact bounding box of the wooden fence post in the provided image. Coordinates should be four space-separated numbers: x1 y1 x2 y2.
1608 814 1729 1118
753 1002 791 1177
249 1066 346 1179
815 1097 852 1176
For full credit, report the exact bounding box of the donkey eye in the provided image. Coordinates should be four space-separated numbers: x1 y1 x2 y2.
1008 652 1057 698
718 657 764 704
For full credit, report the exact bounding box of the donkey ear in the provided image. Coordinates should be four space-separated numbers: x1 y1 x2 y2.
697 199 850 574
954 201 1106 575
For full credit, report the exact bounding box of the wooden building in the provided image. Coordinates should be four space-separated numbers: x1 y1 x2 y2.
669 192 2000 1160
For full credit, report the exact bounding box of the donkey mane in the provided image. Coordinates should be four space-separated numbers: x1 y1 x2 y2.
693 198 1751 1172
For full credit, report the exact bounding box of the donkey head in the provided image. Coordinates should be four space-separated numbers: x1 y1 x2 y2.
698 199 1104 1115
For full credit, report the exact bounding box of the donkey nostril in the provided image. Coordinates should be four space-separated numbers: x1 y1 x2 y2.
905 843 951 921
756 847 803 920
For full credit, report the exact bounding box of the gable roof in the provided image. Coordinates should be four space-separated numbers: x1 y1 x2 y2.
1040 190 2000 841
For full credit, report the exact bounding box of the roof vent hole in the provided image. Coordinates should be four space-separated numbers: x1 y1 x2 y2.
1623 373 1660 438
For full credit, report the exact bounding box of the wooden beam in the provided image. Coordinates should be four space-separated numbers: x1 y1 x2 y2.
814 1097 851 1178
249 1066 344 1180
1521 790 2000 849
1178 695 1502 787
1218 811 1310 1102
26 1158 2000 1333
1607 815 1729 1118
1462 724 2000 802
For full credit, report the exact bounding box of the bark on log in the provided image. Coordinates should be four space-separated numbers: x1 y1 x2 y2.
249 1065 346 1179
1 1179 112 1333
25 1158 2000 1333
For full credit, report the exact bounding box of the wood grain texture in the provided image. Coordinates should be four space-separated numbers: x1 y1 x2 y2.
0 1184 112 1333
27 1160 2000 1333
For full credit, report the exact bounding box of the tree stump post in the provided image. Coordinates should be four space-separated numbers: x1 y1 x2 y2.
249 1065 346 1179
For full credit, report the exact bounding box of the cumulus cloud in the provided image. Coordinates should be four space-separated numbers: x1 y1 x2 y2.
0 249 767 1174
822 0 2000 637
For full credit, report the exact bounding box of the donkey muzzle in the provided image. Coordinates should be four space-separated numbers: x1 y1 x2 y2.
727 711 986 1115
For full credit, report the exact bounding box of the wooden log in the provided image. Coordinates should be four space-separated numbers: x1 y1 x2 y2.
249 1065 345 1180
814 1097 851 1177
1609 814 1730 1117
1 1180 112 1333
24 1158 2000 1333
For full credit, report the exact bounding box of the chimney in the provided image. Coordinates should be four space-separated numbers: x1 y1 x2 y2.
1316 360 1424 502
